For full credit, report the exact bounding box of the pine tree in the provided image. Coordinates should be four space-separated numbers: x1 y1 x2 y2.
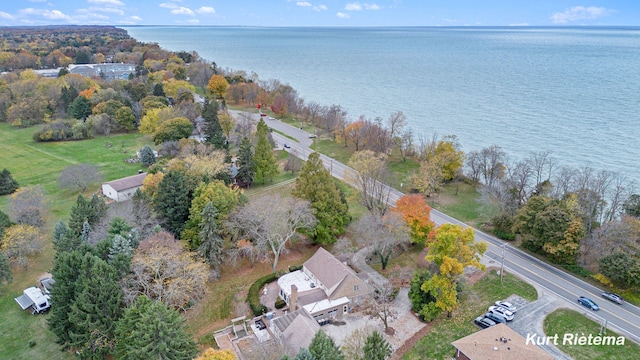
293 348 317 360
68 194 107 234
0 168 19 195
139 145 156 167
309 330 343 360
293 152 350 244
253 119 278 184
202 99 228 150
198 202 224 277
236 137 255 187
68 95 92 120
48 250 85 347
153 170 192 236
0 209 11 238
109 235 133 260
81 220 92 243
68 254 123 357
153 83 165 97
363 331 392 360
115 296 198 360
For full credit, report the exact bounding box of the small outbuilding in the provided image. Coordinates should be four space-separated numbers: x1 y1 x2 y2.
101 172 147 202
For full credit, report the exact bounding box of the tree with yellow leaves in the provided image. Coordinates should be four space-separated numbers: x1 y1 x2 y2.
207 74 229 100
196 348 236 360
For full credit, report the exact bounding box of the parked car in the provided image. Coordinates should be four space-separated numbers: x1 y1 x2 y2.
488 305 514 321
474 315 496 329
283 143 291 149
260 112 267 116
601 292 623 305
578 296 599 310
484 312 506 324
308 134 317 138
494 300 517 313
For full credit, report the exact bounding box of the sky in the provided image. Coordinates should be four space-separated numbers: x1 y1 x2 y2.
0 0 638 27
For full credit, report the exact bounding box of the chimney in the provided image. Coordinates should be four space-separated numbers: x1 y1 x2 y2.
290 284 298 311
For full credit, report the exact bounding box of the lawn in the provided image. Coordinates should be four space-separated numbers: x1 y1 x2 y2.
429 181 496 227
543 309 640 360
403 270 538 360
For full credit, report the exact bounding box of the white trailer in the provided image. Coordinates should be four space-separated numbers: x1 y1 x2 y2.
14 287 51 314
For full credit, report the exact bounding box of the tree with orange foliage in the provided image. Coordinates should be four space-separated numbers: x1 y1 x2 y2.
393 194 435 246
345 118 366 151
78 86 97 99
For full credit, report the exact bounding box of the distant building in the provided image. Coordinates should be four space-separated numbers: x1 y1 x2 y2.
451 323 554 360
101 172 147 202
68 63 135 80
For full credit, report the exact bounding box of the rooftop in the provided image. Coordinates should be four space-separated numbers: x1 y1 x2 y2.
302 296 349 316
303 247 356 291
104 172 147 192
278 270 319 297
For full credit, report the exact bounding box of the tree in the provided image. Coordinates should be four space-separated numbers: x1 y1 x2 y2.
0 209 11 238
139 145 156 167
408 269 437 321
253 119 279 184
227 194 316 273
347 150 390 216
115 295 198 360
308 331 343 360
363 284 398 334
392 194 435 246
293 152 350 244
57 163 102 192
49 250 85 348
623 194 640 218
122 231 208 311
152 117 194 144
196 348 237 360
68 95 92 120
292 348 316 360
599 252 640 288
0 168 19 195
197 202 225 278
354 212 410 270
341 328 372 360
8 186 46 228
202 99 228 150
1 224 42 269
115 106 136 131
68 194 107 234
363 331 392 360
0 251 12 292
219 111 236 140
153 83 166 97
153 170 192 236
236 137 255 187
207 74 229 99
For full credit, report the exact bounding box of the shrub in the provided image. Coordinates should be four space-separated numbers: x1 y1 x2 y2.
275 298 286 309
248 273 278 316
288 264 303 272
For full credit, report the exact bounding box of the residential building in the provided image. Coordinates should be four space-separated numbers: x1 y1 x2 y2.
101 172 147 202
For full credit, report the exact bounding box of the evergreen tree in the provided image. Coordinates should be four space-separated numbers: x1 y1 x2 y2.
309 331 343 360
153 83 166 97
253 119 278 184
61 85 79 110
107 217 134 240
68 194 107 234
236 137 255 187
0 251 12 291
109 235 133 260
81 220 92 243
293 348 317 360
115 295 197 360
68 95 92 120
363 331 392 360
49 250 85 347
139 145 156 167
198 202 224 277
0 168 19 195
153 170 192 236
293 152 350 244
0 209 11 238
202 99 228 150
68 254 123 358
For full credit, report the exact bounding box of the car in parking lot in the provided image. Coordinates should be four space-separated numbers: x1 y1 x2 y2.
483 312 506 324
494 300 517 313
578 296 599 310
601 292 623 305
488 305 514 321
474 315 496 329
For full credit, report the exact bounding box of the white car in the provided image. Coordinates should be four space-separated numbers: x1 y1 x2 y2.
488 305 514 321
494 300 517 313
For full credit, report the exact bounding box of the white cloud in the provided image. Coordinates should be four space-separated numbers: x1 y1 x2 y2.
19 8 71 20
0 11 14 19
364 4 380 10
129 15 142 21
171 7 195 16
160 3 178 9
551 6 612 24
336 12 350 18
296 1 312 7
345 2 362 11
196 6 215 15
87 0 124 6
314 5 328 11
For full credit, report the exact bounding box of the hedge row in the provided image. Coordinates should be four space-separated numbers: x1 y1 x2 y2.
248 273 278 316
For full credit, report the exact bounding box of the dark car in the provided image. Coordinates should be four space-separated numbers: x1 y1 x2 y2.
601 292 624 305
578 296 599 310
260 112 267 116
484 312 506 324
474 315 496 329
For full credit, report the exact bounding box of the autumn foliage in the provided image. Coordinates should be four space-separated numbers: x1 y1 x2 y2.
393 194 435 246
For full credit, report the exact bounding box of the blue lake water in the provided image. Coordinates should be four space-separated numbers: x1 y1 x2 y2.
123 26 640 184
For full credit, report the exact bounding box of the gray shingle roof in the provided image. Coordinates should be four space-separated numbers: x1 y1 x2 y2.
104 173 147 192
304 247 357 291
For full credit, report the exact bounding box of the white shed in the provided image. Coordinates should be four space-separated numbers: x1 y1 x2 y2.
101 172 147 202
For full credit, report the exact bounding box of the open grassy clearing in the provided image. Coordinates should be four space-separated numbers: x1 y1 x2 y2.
429 181 496 227
543 308 639 360
403 270 537 360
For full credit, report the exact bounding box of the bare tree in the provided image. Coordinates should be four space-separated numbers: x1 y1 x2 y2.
8 186 47 228
235 112 253 145
362 283 398 334
354 212 410 270
479 145 506 189
347 150 391 216
226 194 316 273
341 328 373 360
57 163 102 192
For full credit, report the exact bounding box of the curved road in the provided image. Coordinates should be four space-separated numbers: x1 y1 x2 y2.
233 110 640 345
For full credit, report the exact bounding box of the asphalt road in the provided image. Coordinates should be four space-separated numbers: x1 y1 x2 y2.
232 110 640 345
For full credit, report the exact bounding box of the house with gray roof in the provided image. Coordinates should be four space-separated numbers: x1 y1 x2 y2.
101 172 147 202
68 63 135 80
270 310 320 356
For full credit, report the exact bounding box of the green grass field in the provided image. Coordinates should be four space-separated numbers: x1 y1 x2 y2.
543 309 640 360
